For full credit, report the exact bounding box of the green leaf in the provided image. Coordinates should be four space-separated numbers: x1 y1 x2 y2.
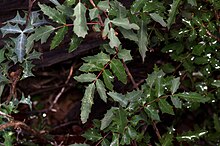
74 73 96 83
111 18 139 30
212 80 220 88
7 11 26 25
110 133 120 146
100 107 116 130
82 128 102 141
68 33 83 52
89 8 99 20
176 92 210 103
0 23 22 37
79 63 103 72
102 18 110 38
192 44 205 56
108 28 121 48
21 60 34 78
131 0 145 14
171 96 182 108
103 69 114 91
109 1 127 18
19 95 32 110
144 105 160 121
107 92 128 107
187 0 197 6
64 0 76 6
137 20 148 62
155 74 164 97
96 79 108 102
38 3 66 24
69 144 89 146
12 33 27 63
97 0 110 11
49 0 60 6
82 52 110 66
0 49 5 63
119 28 138 42
118 49 132 62
126 90 142 102
101 139 110 146
167 0 181 29
149 13 166 27
26 25 54 53
73 2 88 38
171 77 180 94
158 99 174 115
80 83 95 124
160 133 173 146
127 126 138 139
116 107 128 133
50 26 68 49
120 130 130 145
110 59 127 84
213 114 220 132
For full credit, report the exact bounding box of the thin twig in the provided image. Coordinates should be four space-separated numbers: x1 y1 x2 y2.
50 64 75 110
152 121 161 140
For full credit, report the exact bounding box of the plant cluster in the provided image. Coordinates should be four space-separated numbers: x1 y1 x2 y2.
0 0 220 145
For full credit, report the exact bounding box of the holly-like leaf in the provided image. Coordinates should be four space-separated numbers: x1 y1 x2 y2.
119 28 138 42
160 133 173 146
26 25 54 53
111 18 140 30
158 99 174 115
107 92 128 107
144 105 160 121
49 0 60 6
126 90 142 102
110 133 120 146
13 33 27 63
50 26 68 49
103 69 114 91
167 0 181 29
108 28 121 48
73 2 88 38
38 3 66 24
211 80 220 88
118 49 132 62
7 11 26 25
149 13 166 27
0 23 22 37
79 63 103 72
102 18 110 38
131 0 145 14
137 20 148 62
68 33 82 52
21 60 34 78
82 52 110 66
74 73 96 83
97 1 110 11
109 0 127 18
171 96 182 108
100 107 116 130
89 8 99 20
82 128 102 141
0 49 5 63
171 77 180 94
110 59 127 84
96 79 108 102
80 83 95 124
19 95 32 110
116 107 128 133
176 92 210 103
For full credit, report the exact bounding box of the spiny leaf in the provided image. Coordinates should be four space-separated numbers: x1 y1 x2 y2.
126 90 142 102
144 105 160 121
97 1 110 11
49 0 60 6
13 33 27 63
109 0 127 18
38 3 66 24
30 11 49 26
110 133 120 146
73 2 88 38
116 107 128 133
108 28 121 48
96 79 108 102
102 18 110 38
160 133 173 146
158 99 174 115
118 49 133 62
108 91 128 107
50 26 68 49
119 28 138 42
111 18 140 30
171 77 180 94
7 11 26 25
79 63 103 72
74 73 96 83
1 23 22 37
0 49 5 63
26 25 54 53
68 33 82 52
167 0 181 29
100 107 116 130
171 96 182 108
89 8 99 20
149 13 166 27
21 60 34 78
176 92 210 103
137 20 148 62
82 128 102 141
82 52 110 66
103 69 114 91
131 0 145 14
80 83 95 124
110 59 127 84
